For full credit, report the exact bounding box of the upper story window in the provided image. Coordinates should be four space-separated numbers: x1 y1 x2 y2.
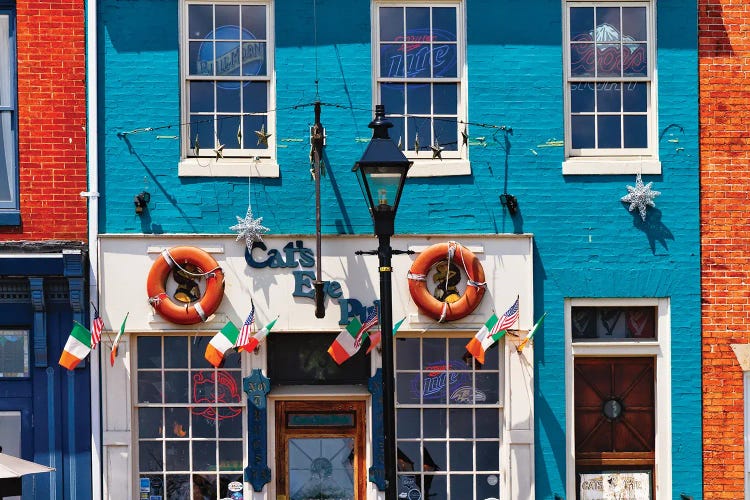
0 9 18 223
179 1 278 177
374 1 470 176
563 1 660 175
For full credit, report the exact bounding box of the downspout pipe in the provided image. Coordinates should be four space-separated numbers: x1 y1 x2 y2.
84 0 102 497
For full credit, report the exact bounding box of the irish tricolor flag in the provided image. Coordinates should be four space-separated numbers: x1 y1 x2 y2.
205 321 240 368
466 314 507 365
59 322 93 370
240 316 278 352
327 317 364 365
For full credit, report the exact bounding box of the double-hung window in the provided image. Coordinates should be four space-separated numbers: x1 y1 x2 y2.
374 1 469 176
563 2 659 175
180 0 277 177
0 8 18 223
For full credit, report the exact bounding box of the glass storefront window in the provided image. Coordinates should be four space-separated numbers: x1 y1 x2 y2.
395 335 503 500
135 335 244 499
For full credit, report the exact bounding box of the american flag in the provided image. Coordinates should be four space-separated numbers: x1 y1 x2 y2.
492 297 519 334
235 302 256 348
354 308 379 349
91 315 104 349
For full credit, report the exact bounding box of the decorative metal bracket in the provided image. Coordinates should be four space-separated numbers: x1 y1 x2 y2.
29 278 46 367
243 369 272 492
368 369 386 490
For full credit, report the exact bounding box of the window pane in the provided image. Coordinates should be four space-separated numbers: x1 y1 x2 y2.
423 408 446 438
166 408 189 438
219 441 243 470
380 43 405 78
434 117 458 151
241 41 266 76
165 441 189 471
139 407 163 439
405 7 429 33
396 337 420 370
623 82 647 112
165 371 189 403
476 441 499 471
476 373 499 404
572 306 657 339
381 83 406 115
189 41 210 75
193 474 216 497
624 43 647 76
597 115 621 148
218 410 243 438
407 44 432 78
571 115 595 149
597 83 620 113
596 44 621 77
596 7 620 35
449 408 472 438
425 474 447 500
243 115 267 149
190 82 214 113
398 441 422 471
214 41 241 76
476 474 500 499
449 441 472 471
570 7 594 40
138 371 162 403
192 370 216 404
217 84 240 112
138 337 162 369
190 116 214 151
407 83 430 115
140 442 163 472
476 409 500 438
242 5 266 39
570 44 594 77
451 475 473 499
0 111 14 204
193 411 216 438
188 5 213 39
398 373 420 404
215 5 240 34
622 7 647 41
218 115 240 146
166 475 189 498
624 115 648 148
432 8 456 41
433 83 457 115
191 336 214 368
0 330 28 377
433 43 457 78
164 336 188 369
423 442 445 472
397 408 420 438
380 7 404 41
193 441 217 471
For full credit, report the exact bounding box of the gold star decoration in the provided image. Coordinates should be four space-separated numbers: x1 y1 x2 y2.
462 127 469 147
414 132 420 154
213 143 225 160
431 141 444 160
397 136 403 150
194 134 200 156
236 124 242 147
255 124 272 146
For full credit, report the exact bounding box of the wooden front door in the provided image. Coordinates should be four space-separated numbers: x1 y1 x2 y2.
275 400 366 500
574 357 655 496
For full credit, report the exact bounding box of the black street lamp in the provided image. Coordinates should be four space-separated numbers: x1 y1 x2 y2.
353 104 412 499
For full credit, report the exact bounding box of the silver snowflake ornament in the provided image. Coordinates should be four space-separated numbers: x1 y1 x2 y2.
230 207 269 248
621 173 661 221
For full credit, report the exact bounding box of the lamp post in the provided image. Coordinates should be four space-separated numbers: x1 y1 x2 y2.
353 104 412 499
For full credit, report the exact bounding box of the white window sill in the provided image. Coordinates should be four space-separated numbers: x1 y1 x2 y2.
407 158 471 177
562 158 661 175
178 157 279 178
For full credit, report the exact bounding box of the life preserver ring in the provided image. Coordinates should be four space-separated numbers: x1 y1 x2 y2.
146 246 225 325
408 241 486 322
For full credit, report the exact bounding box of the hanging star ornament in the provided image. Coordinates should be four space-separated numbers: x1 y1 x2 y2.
213 143 225 160
461 127 469 147
255 123 272 146
230 207 269 249
621 173 661 221
430 141 444 160
414 132 420 154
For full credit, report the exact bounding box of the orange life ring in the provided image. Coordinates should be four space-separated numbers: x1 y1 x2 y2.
408 241 486 322
146 246 225 325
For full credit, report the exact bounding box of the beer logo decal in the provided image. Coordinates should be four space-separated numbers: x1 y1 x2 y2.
192 371 242 420
571 23 646 76
197 25 265 89
381 29 456 79
412 360 486 403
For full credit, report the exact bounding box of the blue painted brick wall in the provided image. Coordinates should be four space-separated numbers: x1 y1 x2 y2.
98 0 700 497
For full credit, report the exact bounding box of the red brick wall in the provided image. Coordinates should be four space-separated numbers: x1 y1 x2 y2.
0 0 87 240
700 1 750 497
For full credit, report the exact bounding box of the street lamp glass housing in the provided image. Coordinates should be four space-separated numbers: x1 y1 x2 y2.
352 105 412 233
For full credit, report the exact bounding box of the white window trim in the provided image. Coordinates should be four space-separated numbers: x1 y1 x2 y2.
372 0 471 177
562 0 660 175
178 0 278 178
564 297 672 499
